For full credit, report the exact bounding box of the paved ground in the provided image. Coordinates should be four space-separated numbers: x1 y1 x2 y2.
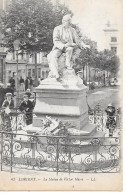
87 86 120 110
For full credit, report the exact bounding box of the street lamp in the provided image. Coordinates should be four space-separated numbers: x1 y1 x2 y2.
13 39 20 106
89 65 91 90
13 39 20 90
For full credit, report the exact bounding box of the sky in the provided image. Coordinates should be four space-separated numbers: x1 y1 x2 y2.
60 0 122 51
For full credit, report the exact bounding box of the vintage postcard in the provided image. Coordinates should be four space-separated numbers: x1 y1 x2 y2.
0 0 123 191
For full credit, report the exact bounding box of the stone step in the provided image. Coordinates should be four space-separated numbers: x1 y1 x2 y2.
67 123 97 136
81 123 97 136
69 131 105 153
71 131 105 145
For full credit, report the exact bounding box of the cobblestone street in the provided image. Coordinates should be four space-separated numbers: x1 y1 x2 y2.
87 86 120 109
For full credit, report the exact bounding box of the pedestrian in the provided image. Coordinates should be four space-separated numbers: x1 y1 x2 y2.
1 93 14 131
105 103 116 137
19 76 25 91
25 77 29 91
25 88 31 98
5 83 14 95
2 93 14 110
0 82 5 108
114 77 117 86
38 77 41 85
18 94 34 125
29 77 33 91
9 77 15 91
25 89 36 108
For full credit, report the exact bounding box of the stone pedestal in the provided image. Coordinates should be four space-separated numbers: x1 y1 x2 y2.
32 73 96 136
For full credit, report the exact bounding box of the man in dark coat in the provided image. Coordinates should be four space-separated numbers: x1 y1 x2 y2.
9 77 15 91
25 89 36 108
25 77 29 91
18 94 34 125
19 76 25 91
29 77 33 91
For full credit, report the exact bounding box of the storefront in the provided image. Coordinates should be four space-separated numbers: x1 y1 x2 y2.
4 62 49 88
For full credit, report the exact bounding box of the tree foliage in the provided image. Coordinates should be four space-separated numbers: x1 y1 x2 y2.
75 35 120 75
74 35 98 72
0 0 120 76
96 49 120 74
0 0 72 53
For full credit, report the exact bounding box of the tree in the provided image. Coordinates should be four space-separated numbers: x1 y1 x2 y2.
0 0 72 84
102 50 120 75
96 49 120 77
74 36 120 86
74 34 98 85
53 0 73 26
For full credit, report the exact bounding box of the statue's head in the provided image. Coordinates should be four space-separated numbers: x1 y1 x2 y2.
62 14 72 27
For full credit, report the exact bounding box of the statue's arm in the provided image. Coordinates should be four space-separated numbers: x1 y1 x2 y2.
73 28 90 49
53 27 65 50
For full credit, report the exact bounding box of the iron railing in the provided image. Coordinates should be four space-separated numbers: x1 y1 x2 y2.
0 103 121 174
0 109 33 132
0 131 120 174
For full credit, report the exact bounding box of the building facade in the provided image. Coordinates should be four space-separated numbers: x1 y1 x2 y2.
103 21 121 80
0 46 49 88
0 0 49 87
103 21 121 56
5 52 49 87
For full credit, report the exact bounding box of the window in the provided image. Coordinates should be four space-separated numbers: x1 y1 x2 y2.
46 71 48 78
18 70 21 77
111 37 117 42
37 53 41 63
38 68 41 78
13 51 15 59
111 47 117 53
29 55 32 63
28 69 31 77
32 69 35 77
42 71 45 79
21 53 24 60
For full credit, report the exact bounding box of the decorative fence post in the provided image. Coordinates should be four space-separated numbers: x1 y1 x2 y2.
10 132 13 173
68 136 71 175
116 108 121 130
101 110 104 131
94 143 98 173
31 136 36 159
91 138 100 173
56 137 59 175
0 132 3 171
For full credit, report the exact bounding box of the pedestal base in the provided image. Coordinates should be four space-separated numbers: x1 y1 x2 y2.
33 78 89 130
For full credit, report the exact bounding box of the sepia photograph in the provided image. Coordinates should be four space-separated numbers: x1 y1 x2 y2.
0 0 123 191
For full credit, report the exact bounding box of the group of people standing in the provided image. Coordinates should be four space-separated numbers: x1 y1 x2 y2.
5 76 34 93
19 76 34 92
0 81 36 130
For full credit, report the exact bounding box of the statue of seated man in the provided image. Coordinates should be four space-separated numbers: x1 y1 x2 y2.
47 14 89 79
